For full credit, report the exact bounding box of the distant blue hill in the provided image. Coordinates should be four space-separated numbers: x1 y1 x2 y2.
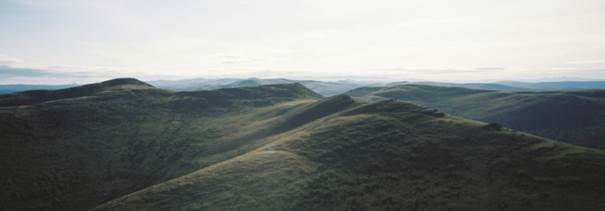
388 81 605 92
0 84 77 94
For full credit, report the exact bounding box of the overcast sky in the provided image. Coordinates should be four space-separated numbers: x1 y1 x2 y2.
1 0 605 84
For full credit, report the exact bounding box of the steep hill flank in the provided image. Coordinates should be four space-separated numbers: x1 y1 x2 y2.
347 85 605 149
95 100 605 211
4 79 605 210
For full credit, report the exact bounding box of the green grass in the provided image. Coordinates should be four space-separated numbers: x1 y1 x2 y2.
0 79 323 210
95 100 605 211
3 79 605 210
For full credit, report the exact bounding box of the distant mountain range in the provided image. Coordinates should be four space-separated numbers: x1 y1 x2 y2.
2 78 605 210
0 84 76 94
3 79 605 96
498 80 605 91
150 78 605 95
148 78 378 96
388 81 605 92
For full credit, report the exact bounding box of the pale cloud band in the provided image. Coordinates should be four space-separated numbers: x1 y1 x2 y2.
1 0 604 83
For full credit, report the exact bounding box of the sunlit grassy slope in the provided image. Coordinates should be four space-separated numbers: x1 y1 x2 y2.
347 84 605 150
95 99 605 211
2 79 605 210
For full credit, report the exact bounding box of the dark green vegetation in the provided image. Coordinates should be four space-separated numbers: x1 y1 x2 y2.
347 84 605 149
2 79 605 210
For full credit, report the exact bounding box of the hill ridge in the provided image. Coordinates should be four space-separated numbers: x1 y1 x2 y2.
0 81 325 210
93 97 605 211
0 78 155 107
346 84 605 149
3 79 605 210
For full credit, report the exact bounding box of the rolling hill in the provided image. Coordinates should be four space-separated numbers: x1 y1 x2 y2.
346 84 605 150
148 78 373 96
2 79 605 210
0 79 323 210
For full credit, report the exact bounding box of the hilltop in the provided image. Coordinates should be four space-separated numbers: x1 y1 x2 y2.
0 79 321 210
1 79 605 210
347 84 605 149
0 78 155 107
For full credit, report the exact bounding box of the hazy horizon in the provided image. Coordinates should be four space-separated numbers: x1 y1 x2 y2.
1 0 604 84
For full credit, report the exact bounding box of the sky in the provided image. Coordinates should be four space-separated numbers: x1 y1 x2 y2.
1 0 605 84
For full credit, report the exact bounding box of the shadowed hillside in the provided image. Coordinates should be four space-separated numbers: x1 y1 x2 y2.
94 100 605 211
2 79 605 210
0 79 324 210
346 84 605 149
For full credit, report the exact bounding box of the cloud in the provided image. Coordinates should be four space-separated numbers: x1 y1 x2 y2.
0 54 23 66
0 55 124 82
0 65 67 78
473 67 506 71
3 0 604 83
215 55 263 65
376 67 506 75
0 64 124 84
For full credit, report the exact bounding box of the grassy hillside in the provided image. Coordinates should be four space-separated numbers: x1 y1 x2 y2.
0 79 324 210
3 79 605 210
347 84 605 149
95 100 605 211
